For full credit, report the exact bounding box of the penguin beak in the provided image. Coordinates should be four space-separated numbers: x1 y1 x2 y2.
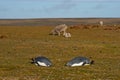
30 58 35 64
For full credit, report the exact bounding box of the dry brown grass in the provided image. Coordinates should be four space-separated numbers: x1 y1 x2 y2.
0 24 120 80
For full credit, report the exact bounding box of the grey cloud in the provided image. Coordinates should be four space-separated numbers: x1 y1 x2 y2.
94 3 105 10
43 0 77 12
0 8 8 12
53 0 76 10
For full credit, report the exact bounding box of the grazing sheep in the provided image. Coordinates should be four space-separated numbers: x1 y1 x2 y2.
49 24 68 36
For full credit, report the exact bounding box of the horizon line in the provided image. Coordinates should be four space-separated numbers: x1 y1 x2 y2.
0 17 120 20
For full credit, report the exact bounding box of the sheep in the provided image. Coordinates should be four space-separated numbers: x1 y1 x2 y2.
99 21 104 26
49 24 68 36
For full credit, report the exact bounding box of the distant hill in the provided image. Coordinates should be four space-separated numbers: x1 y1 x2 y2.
0 18 120 26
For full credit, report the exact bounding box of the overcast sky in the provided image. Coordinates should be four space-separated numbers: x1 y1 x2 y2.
0 0 120 19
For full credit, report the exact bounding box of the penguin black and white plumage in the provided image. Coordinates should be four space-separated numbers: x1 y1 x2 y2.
31 56 52 67
65 56 94 67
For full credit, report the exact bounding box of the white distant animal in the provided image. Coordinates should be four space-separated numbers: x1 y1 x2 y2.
49 24 68 36
63 32 71 38
100 21 104 26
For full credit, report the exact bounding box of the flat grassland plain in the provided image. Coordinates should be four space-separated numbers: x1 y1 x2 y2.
0 18 120 80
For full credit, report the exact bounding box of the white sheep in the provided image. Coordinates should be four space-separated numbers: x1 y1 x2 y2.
50 24 68 36
100 21 104 26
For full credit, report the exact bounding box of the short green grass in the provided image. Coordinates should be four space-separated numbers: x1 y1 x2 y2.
0 26 120 80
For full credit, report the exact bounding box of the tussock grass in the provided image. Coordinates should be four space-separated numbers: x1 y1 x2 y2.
0 26 120 80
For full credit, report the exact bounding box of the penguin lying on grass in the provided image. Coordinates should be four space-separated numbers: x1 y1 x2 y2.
66 56 94 67
31 56 52 67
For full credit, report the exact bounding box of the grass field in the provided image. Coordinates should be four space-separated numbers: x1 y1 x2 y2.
0 20 120 80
